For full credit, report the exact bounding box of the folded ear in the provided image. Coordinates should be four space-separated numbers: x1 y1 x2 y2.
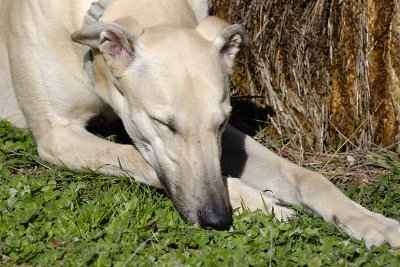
218 24 248 73
71 17 143 75
197 17 248 74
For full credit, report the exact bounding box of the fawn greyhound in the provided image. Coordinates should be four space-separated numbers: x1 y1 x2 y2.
1 0 399 248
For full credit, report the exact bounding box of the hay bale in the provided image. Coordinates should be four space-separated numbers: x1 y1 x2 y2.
209 0 400 152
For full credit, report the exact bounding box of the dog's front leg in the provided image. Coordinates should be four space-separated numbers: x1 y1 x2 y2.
222 125 400 247
37 124 161 188
226 177 295 221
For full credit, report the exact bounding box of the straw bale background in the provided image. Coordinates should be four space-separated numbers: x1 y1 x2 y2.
209 0 400 152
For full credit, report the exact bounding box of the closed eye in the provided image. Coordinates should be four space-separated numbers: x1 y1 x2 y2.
152 117 177 134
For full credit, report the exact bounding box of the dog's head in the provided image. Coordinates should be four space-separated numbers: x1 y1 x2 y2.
72 16 247 230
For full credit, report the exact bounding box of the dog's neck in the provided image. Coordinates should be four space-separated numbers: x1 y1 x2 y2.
84 0 111 24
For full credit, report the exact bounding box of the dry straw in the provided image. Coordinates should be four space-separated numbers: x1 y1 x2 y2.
209 0 400 152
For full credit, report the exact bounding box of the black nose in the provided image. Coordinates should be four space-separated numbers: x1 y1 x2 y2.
198 207 232 230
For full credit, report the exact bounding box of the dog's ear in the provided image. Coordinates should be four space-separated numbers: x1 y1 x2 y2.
196 17 248 74
71 17 143 74
216 24 248 73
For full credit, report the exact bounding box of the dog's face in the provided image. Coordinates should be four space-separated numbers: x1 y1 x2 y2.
72 16 247 230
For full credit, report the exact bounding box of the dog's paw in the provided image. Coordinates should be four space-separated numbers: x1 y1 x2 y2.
362 225 400 248
365 218 400 248
227 178 296 221
269 202 296 221
234 194 295 221
342 206 400 248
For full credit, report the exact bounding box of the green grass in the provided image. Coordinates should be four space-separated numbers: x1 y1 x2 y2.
1 121 400 266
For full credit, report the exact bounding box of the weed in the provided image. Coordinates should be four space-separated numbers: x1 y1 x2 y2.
1 121 400 266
